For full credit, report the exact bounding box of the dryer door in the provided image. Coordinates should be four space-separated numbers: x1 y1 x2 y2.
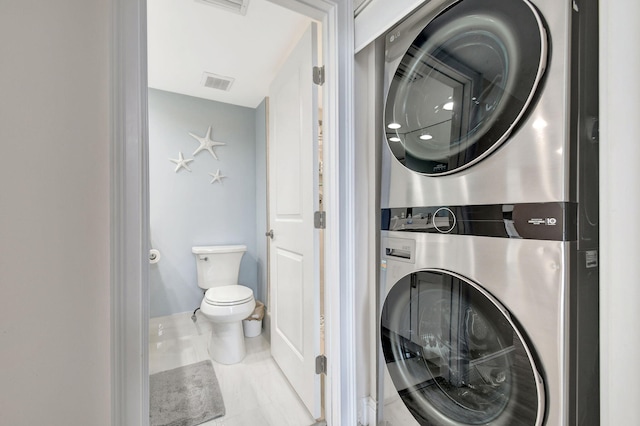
384 0 547 175
380 270 544 425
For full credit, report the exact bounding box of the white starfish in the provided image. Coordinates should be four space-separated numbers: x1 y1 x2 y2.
209 169 227 184
169 152 194 172
188 126 225 160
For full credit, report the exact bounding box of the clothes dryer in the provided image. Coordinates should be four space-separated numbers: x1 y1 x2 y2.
377 227 599 425
380 0 598 210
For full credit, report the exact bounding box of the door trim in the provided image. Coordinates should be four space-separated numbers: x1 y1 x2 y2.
110 0 149 424
110 0 356 425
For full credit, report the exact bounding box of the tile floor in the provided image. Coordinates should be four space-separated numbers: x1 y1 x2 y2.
149 312 316 426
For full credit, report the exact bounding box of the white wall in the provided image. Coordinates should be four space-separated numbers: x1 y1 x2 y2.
599 0 640 424
0 1 111 425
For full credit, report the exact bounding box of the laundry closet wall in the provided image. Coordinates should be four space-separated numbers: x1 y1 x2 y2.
148 88 261 318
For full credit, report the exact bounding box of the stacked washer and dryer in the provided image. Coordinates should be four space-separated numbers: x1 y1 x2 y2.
377 0 599 425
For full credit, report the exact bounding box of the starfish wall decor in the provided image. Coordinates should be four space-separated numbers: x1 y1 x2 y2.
209 169 227 184
167 126 232 185
188 126 225 160
169 152 194 172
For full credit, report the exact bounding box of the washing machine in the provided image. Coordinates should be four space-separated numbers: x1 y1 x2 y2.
380 0 599 210
376 0 599 424
378 219 599 425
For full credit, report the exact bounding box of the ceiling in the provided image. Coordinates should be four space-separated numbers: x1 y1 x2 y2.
147 0 313 108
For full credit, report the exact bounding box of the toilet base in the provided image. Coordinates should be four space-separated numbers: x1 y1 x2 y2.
208 320 246 364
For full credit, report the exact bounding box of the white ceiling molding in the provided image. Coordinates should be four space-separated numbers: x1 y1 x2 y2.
195 0 251 16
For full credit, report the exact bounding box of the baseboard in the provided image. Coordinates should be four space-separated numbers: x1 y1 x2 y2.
358 396 376 426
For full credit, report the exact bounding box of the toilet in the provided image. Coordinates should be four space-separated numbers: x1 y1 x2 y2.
192 245 256 365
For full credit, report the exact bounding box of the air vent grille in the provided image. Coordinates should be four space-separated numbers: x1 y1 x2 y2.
195 0 250 15
201 72 235 92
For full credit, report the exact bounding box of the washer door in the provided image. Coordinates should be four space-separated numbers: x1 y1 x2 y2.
384 0 547 175
381 270 544 425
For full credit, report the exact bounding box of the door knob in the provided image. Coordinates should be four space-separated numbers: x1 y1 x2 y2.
265 229 274 239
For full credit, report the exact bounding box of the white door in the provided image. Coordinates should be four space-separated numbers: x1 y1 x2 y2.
267 23 321 419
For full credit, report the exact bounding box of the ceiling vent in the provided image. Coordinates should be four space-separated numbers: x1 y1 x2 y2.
201 72 235 92
195 0 250 16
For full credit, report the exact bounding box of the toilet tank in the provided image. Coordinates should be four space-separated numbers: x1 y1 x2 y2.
192 245 246 290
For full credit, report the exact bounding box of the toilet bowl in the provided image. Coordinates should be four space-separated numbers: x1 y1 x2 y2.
192 245 255 365
200 285 255 364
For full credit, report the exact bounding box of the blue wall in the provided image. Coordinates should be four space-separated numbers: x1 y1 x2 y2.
148 88 263 318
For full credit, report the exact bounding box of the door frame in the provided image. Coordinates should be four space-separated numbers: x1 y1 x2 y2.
110 0 356 425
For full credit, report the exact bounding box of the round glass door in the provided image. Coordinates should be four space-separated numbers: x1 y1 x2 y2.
384 0 547 175
380 270 544 425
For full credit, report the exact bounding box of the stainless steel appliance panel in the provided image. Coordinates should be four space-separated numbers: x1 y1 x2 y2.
379 231 570 425
381 0 572 208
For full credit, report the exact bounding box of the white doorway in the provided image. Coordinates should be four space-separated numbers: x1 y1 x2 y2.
110 0 357 425
147 0 324 422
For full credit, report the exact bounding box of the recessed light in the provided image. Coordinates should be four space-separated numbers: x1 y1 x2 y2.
387 123 402 129
443 101 454 111
389 137 401 142
419 134 433 140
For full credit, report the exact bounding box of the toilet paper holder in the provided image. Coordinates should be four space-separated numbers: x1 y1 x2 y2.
149 249 161 264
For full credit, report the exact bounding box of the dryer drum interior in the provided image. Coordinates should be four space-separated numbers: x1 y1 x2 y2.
381 270 544 425
384 0 547 175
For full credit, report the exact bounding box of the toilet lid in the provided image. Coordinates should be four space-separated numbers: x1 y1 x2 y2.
204 285 254 306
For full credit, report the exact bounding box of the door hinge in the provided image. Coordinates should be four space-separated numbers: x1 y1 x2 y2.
313 66 325 85
314 211 326 229
315 354 327 375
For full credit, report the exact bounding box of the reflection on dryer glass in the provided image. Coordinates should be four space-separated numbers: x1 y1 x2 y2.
384 0 546 174
381 271 539 425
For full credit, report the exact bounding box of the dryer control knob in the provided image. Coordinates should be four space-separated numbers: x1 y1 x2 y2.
433 207 456 233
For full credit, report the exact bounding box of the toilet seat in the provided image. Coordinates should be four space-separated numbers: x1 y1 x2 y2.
204 285 254 306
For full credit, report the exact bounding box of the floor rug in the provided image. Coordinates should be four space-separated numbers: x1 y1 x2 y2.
150 360 225 426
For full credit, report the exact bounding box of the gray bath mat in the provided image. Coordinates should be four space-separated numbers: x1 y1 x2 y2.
150 360 225 426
